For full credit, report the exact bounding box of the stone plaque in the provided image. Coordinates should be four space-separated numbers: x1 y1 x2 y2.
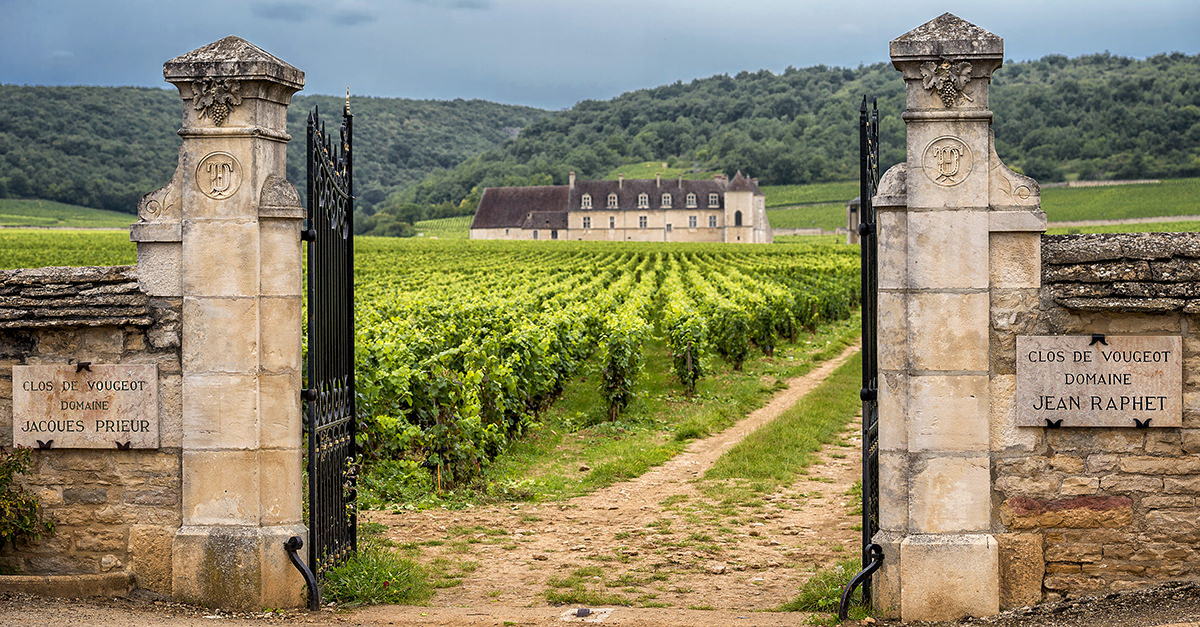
13 364 159 448
1016 336 1181 428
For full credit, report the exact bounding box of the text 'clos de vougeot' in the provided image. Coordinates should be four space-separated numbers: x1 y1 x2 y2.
12 364 159 448
1016 335 1182 427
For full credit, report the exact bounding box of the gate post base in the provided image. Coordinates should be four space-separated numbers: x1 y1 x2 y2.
172 525 308 610
876 533 999 622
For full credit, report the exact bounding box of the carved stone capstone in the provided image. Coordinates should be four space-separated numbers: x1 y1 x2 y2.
163 36 303 90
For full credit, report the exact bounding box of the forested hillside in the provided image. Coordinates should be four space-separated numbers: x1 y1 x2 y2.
393 52 1200 216
2 52 1197 231
0 86 547 215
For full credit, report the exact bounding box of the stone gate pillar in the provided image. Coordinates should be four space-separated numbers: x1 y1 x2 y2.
132 37 307 609
872 14 1044 621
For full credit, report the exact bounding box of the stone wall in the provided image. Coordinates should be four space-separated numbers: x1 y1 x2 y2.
0 265 181 593
991 233 1200 601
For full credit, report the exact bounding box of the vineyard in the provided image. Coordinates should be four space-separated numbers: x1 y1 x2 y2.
353 238 858 489
0 232 859 495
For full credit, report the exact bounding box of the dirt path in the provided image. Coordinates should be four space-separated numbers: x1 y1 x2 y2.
366 343 863 614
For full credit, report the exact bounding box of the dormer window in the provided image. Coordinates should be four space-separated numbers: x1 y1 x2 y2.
686 193 697 208
637 193 649 209
607 193 618 209
661 193 672 208
708 193 719 208
581 193 592 209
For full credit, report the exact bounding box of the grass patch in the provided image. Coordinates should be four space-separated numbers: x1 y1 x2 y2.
321 526 432 606
766 203 844 231
778 557 870 622
544 566 634 606
602 161 722 181
1046 220 1200 234
772 234 846 246
414 215 472 239
0 198 135 228
846 480 863 516
705 352 862 493
1042 178 1200 222
0 229 136 269
760 181 857 208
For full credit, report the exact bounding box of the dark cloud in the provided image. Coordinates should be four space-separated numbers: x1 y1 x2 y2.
252 2 312 22
332 9 374 26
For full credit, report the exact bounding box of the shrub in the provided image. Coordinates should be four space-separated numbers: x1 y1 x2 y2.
0 448 53 547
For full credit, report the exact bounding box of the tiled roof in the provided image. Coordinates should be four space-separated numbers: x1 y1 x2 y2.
570 178 728 210
522 210 568 230
471 186 568 229
471 173 762 229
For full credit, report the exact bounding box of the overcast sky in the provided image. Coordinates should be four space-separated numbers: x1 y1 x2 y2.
2 0 1197 110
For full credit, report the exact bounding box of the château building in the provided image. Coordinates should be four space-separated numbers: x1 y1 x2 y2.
469 171 772 243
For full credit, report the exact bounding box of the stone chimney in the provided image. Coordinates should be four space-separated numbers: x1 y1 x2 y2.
568 171 575 189
618 174 623 189
656 173 661 187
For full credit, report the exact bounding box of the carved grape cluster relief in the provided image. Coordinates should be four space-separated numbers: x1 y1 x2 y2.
920 59 974 107
192 78 242 126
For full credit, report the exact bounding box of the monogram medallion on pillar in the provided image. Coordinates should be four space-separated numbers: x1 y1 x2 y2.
196 151 242 200
922 136 972 186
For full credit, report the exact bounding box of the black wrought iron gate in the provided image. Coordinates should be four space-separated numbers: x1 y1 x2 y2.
838 96 883 619
299 101 357 606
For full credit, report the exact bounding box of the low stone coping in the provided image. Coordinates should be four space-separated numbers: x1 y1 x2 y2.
1042 233 1200 313
0 265 151 329
0 571 133 597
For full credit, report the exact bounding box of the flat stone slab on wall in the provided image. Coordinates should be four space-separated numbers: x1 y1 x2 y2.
1015 334 1182 427
13 364 160 448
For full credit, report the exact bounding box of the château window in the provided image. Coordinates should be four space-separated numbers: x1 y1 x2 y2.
688 215 697 228
582 216 592 229
533 230 539 239
708 215 717 228
609 216 615 229
607 193 618 209
686 193 697 208
639 215 647 229
734 210 743 226
708 193 719 208
581 193 592 209
661 193 672 208
637 193 649 209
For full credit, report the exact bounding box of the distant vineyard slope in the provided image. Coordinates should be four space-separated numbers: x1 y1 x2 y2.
0 85 548 215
